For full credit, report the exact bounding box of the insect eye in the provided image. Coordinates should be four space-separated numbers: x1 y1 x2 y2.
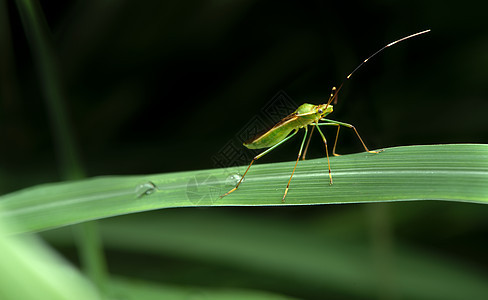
318 109 323 114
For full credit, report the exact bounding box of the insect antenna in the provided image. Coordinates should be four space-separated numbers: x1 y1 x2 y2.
325 29 431 109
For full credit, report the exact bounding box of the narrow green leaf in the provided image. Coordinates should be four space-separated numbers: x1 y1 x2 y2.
14 0 105 289
14 0 84 179
1 144 487 233
0 211 101 300
108 276 298 300
42 210 488 300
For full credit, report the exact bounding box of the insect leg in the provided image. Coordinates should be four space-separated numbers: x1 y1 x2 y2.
282 127 308 202
301 125 315 160
319 118 382 154
220 129 299 198
312 124 333 185
332 124 340 156
313 122 341 156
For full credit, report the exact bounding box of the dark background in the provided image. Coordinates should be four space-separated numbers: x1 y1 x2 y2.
1 0 488 299
2 0 487 185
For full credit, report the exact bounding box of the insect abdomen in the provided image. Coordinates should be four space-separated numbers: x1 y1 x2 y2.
244 123 296 149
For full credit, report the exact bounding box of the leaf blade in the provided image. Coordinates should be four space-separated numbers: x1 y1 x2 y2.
1 144 487 233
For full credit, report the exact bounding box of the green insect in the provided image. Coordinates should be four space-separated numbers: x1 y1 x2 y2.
221 29 431 202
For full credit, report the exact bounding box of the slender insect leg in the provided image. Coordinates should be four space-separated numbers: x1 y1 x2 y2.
220 130 298 198
282 127 308 202
302 125 315 160
316 122 341 156
319 118 382 154
314 122 343 155
332 124 341 156
312 124 333 185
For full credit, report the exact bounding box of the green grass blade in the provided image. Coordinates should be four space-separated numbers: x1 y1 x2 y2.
0 212 101 300
0 144 487 233
14 0 84 179
108 276 298 300
42 210 488 300
14 0 106 290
